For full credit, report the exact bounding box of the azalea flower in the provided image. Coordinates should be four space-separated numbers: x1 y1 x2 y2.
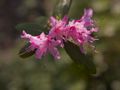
49 16 68 47
21 8 98 59
67 9 98 52
21 31 61 59
68 20 90 44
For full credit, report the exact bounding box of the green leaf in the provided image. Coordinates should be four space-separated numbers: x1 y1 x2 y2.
35 16 48 26
19 43 35 58
16 23 48 35
64 41 96 74
53 0 73 17
16 16 49 35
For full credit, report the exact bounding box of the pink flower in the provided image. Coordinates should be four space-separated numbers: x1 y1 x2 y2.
49 16 68 47
67 9 98 52
21 8 98 59
21 31 61 59
68 20 92 45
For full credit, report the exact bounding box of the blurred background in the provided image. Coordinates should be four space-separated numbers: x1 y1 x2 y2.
0 0 120 90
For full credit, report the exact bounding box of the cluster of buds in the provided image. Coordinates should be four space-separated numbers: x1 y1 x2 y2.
21 8 98 60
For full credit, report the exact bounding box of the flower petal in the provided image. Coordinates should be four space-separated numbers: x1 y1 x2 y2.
50 16 57 26
35 47 47 59
49 47 60 59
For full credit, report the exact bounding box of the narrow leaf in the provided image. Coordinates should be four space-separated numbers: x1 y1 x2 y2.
19 43 35 58
64 41 96 74
16 23 48 35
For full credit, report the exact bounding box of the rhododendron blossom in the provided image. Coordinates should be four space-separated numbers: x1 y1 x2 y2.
49 16 68 47
21 8 98 60
67 20 96 45
21 31 61 59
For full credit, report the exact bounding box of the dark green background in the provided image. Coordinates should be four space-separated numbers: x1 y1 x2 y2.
0 0 120 90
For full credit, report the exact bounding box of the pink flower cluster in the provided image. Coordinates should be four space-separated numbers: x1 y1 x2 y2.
21 8 98 60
